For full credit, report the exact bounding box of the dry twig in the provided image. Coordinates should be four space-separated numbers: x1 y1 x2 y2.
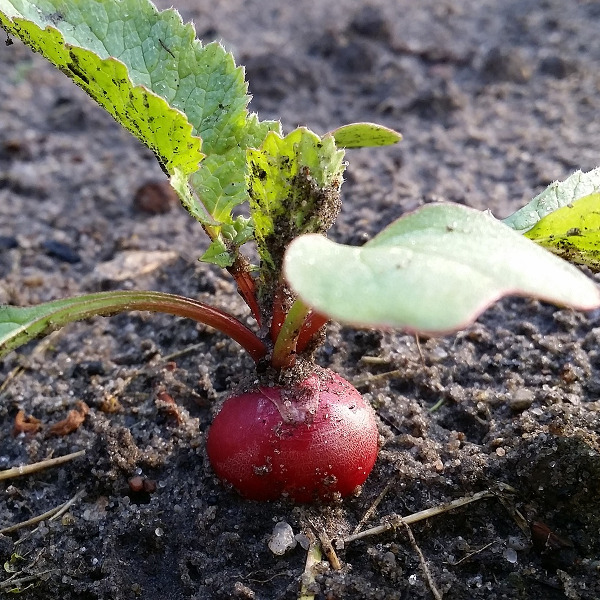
342 486 514 545
308 519 341 570
0 569 60 592
0 450 86 481
352 476 397 537
414 334 425 365
1 488 86 536
400 518 443 600
448 541 494 566
354 369 403 386
0 365 24 395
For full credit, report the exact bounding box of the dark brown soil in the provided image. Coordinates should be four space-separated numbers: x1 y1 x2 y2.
1 1 600 598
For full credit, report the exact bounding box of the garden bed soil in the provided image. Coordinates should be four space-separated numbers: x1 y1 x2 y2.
1 0 599 598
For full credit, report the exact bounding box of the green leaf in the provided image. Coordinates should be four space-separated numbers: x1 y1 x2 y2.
199 237 234 269
524 192 600 272
192 114 280 266
0 0 204 191
248 127 346 276
329 122 402 148
0 0 279 259
0 291 267 361
504 167 600 233
284 203 600 335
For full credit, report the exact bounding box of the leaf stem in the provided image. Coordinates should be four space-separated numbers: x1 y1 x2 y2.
295 311 329 353
201 223 262 326
130 292 267 360
227 254 262 326
1 291 267 363
269 281 288 343
271 298 312 369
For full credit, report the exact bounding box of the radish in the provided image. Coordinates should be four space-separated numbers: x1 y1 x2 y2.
2 0 599 508
206 368 378 502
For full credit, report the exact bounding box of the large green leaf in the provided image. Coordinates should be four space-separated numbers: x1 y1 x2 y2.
504 167 600 233
0 0 278 259
0 0 205 205
524 192 600 272
284 203 600 334
0 291 267 361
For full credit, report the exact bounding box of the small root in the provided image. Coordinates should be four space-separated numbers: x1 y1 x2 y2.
298 529 321 600
400 518 443 600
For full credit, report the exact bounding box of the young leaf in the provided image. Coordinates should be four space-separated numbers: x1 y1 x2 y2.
283 203 600 335
0 291 267 361
523 192 600 272
328 122 402 148
0 0 279 263
248 127 346 276
504 167 600 233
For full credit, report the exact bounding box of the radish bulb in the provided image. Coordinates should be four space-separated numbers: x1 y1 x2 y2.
206 368 378 502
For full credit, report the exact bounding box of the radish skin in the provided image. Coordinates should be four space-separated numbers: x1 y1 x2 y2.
206 368 378 502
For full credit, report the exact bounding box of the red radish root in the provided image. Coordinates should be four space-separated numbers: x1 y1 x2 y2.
207 368 378 502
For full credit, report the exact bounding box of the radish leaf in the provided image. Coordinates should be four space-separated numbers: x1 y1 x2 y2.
504 167 600 233
0 0 279 264
284 203 600 334
329 122 402 148
523 192 600 272
248 127 345 276
0 0 204 199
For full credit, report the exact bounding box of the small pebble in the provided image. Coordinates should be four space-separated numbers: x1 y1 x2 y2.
539 55 577 79
0 235 18 249
334 39 378 74
92 250 178 282
72 360 106 378
268 521 297 555
42 239 81 263
503 547 518 564
128 476 144 492
133 180 178 214
348 6 391 42
233 581 256 599
143 479 157 493
295 532 310 550
509 388 534 411
481 47 532 83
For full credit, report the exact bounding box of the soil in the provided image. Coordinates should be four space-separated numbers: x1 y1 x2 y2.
1 0 600 599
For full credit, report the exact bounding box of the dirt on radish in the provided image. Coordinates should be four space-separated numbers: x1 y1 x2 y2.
207 367 379 502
